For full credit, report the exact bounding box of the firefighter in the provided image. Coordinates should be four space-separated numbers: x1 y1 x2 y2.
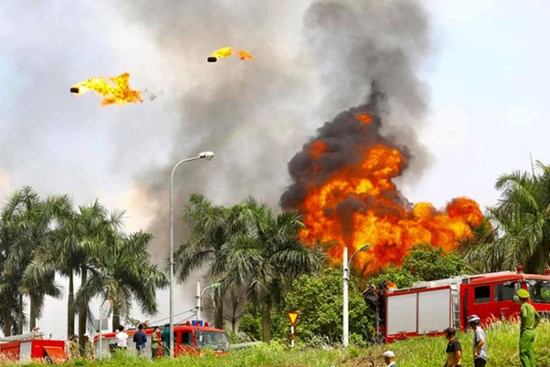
83 334 94 360
468 315 487 367
151 326 161 358
517 288 541 367
68 335 80 359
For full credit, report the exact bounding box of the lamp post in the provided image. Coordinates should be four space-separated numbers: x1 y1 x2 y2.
196 282 222 323
343 243 371 347
170 151 214 357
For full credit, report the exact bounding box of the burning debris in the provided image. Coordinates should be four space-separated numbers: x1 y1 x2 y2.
237 50 255 61
70 72 143 107
207 47 254 62
281 85 483 274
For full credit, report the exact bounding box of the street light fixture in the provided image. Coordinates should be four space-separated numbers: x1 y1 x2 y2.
343 243 371 347
169 151 215 358
196 282 222 323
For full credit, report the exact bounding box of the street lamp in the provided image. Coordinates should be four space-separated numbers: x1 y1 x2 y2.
196 282 222 323
343 243 371 347
169 151 215 357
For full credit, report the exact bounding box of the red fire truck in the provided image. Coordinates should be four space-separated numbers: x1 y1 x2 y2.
363 268 550 342
94 320 229 359
0 333 67 363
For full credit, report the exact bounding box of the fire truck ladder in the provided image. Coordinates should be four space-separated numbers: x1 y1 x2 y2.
0 332 42 342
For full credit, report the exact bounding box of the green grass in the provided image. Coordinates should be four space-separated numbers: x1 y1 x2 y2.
9 320 550 366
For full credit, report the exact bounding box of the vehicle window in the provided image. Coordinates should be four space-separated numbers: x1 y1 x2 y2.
474 286 490 303
196 331 229 351
527 279 550 304
494 282 516 301
180 332 192 345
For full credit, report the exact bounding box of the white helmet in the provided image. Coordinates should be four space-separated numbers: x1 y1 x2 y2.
468 315 480 324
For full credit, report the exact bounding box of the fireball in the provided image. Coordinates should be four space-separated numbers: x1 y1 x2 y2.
70 73 142 107
282 104 484 274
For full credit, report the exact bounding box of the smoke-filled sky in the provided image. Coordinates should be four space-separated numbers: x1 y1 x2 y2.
1 0 550 338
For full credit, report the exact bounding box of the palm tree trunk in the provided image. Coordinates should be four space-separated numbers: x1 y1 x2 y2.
2 306 12 336
231 296 238 333
2 322 11 336
261 303 271 343
112 310 121 332
29 294 37 330
78 267 87 355
17 294 24 334
214 294 224 329
67 271 75 338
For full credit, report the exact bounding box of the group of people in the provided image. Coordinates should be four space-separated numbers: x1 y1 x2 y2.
114 324 147 355
67 334 94 360
114 323 171 358
383 289 542 367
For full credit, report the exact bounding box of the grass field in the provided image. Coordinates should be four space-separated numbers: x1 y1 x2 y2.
7 320 550 366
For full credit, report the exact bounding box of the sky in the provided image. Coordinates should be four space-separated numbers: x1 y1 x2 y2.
1 0 549 339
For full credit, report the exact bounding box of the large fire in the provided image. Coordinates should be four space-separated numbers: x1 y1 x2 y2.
281 91 483 273
70 73 143 107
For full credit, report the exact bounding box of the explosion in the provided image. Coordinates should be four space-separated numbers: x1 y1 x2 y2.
207 47 254 62
281 87 483 273
70 73 143 107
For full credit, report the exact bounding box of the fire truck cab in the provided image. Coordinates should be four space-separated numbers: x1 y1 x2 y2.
94 321 229 359
364 269 550 342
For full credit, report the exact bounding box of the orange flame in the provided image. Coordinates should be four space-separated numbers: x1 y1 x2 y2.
356 114 372 125
237 50 255 61
71 73 142 107
209 47 254 61
292 113 484 273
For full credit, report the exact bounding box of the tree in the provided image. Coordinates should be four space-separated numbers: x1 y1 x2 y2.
21 195 70 330
369 244 472 289
222 286 248 333
228 199 323 343
473 162 550 273
29 194 91 339
72 202 124 352
284 267 371 344
76 231 168 331
0 187 63 335
175 194 248 329
403 244 471 281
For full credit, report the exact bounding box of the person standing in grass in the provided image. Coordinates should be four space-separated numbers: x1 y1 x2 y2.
161 323 171 356
444 327 462 367
115 325 128 350
468 315 487 367
517 288 541 367
68 335 80 359
133 324 147 356
382 350 398 366
83 334 95 360
151 326 161 358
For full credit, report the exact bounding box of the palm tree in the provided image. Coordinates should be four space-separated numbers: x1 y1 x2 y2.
174 194 248 329
20 195 70 330
73 202 123 351
76 231 168 331
474 162 550 273
0 187 63 334
226 199 323 342
34 195 87 339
